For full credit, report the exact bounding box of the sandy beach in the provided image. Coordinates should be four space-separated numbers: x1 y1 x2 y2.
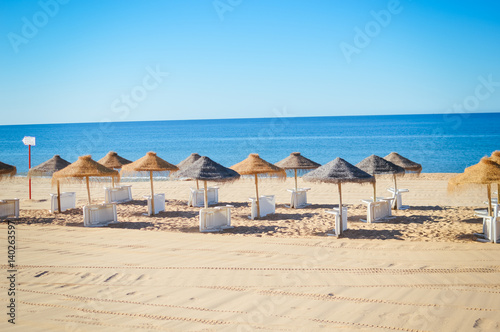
1 174 500 331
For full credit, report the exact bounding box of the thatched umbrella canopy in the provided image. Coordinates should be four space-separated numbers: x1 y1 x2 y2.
177 153 202 189
275 152 321 190
303 157 374 235
98 151 131 169
29 155 70 177
121 152 179 215
0 161 16 179
29 155 71 212
52 155 120 204
356 155 405 203
98 151 132 187
384 152 422 174
449 157 500 216
173 156 240 208
230 153 286 218
489 151 500 202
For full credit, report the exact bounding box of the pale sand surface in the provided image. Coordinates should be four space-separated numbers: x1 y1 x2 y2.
1 174 500 331
1 226 499 331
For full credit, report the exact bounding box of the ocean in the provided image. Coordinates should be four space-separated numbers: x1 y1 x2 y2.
1 113 499 175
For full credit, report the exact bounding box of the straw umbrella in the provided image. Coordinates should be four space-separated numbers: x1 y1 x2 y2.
303 157 374 235
489 151 500 202
173 156 240 208
28 155 71 212
384 152 422 174
121 152 178 215
52 155 120 204
98 151 132 187
0 161 16 179
230 153 286 218
449 157 500 216
176 153 202 189
356 155 405 204
275 152 320 191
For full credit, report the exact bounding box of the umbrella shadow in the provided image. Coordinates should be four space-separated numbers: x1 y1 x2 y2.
340 229 405 240
265 212 318 221
225 225 286 234
109 221 156 229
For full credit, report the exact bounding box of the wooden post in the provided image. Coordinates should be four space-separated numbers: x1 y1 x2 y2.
255 174 260 218
196 179 199 190
294 169 298 191
29 145 32 199
150 171 155 215
373 181 377 202
497 183 500 203
204 180 208 208
86 176 91 204
393 174 398 210
57 180 61 213
338 182 343 236
112 177 115 188
487 184 492 217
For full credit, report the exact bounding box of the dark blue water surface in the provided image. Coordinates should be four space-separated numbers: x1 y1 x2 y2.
1 113 499 174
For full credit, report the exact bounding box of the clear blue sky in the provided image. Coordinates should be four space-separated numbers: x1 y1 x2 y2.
1 0 500 125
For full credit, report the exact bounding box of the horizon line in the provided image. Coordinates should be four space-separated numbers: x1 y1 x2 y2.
2 110 499 127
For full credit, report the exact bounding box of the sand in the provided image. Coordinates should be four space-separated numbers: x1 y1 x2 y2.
1 174 500 331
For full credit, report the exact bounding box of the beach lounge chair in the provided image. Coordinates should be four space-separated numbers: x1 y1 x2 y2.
361 198 394 223
0 199 19 219
287 187 311 208
104 185 132 203
49 192 76 213
199 205 234 232
475 203 500 243
188 187 219 207
249 195 275 219
387 187 410 210
325 206 348 236
144 193 165 215
83 203 118 227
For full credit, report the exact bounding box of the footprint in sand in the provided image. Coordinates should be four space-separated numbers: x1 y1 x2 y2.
473 318 499 330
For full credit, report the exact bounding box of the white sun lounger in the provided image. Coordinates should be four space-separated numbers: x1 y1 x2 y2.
199 205 234 232
104 185 132 204
361 198 394 223
475 203 499 243
387 187 410 210
325 207 348 236
249 195 275 219
0 199 19 219
144 193 165 215
83 203 118 227
287 188 311 208
49 192 76 213
188 187 219 207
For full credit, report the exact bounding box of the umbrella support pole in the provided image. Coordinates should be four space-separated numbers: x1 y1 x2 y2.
294 169 298 191
112 177 115 188
150 171 155 215
204 180 208 208
196 179 199 190
373 181 377 203
86 176 91 204
57 181 61 213
392 174 398 210
487 184 492 217
255 174 260 219
338 183 343 236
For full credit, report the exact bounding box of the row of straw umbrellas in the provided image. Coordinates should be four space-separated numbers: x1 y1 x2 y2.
1 151 424 219
2 150 500 236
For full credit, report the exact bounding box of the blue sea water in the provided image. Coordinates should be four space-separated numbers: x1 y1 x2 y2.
0 113 499 175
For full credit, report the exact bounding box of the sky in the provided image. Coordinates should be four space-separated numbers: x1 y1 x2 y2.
1 0 500 125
